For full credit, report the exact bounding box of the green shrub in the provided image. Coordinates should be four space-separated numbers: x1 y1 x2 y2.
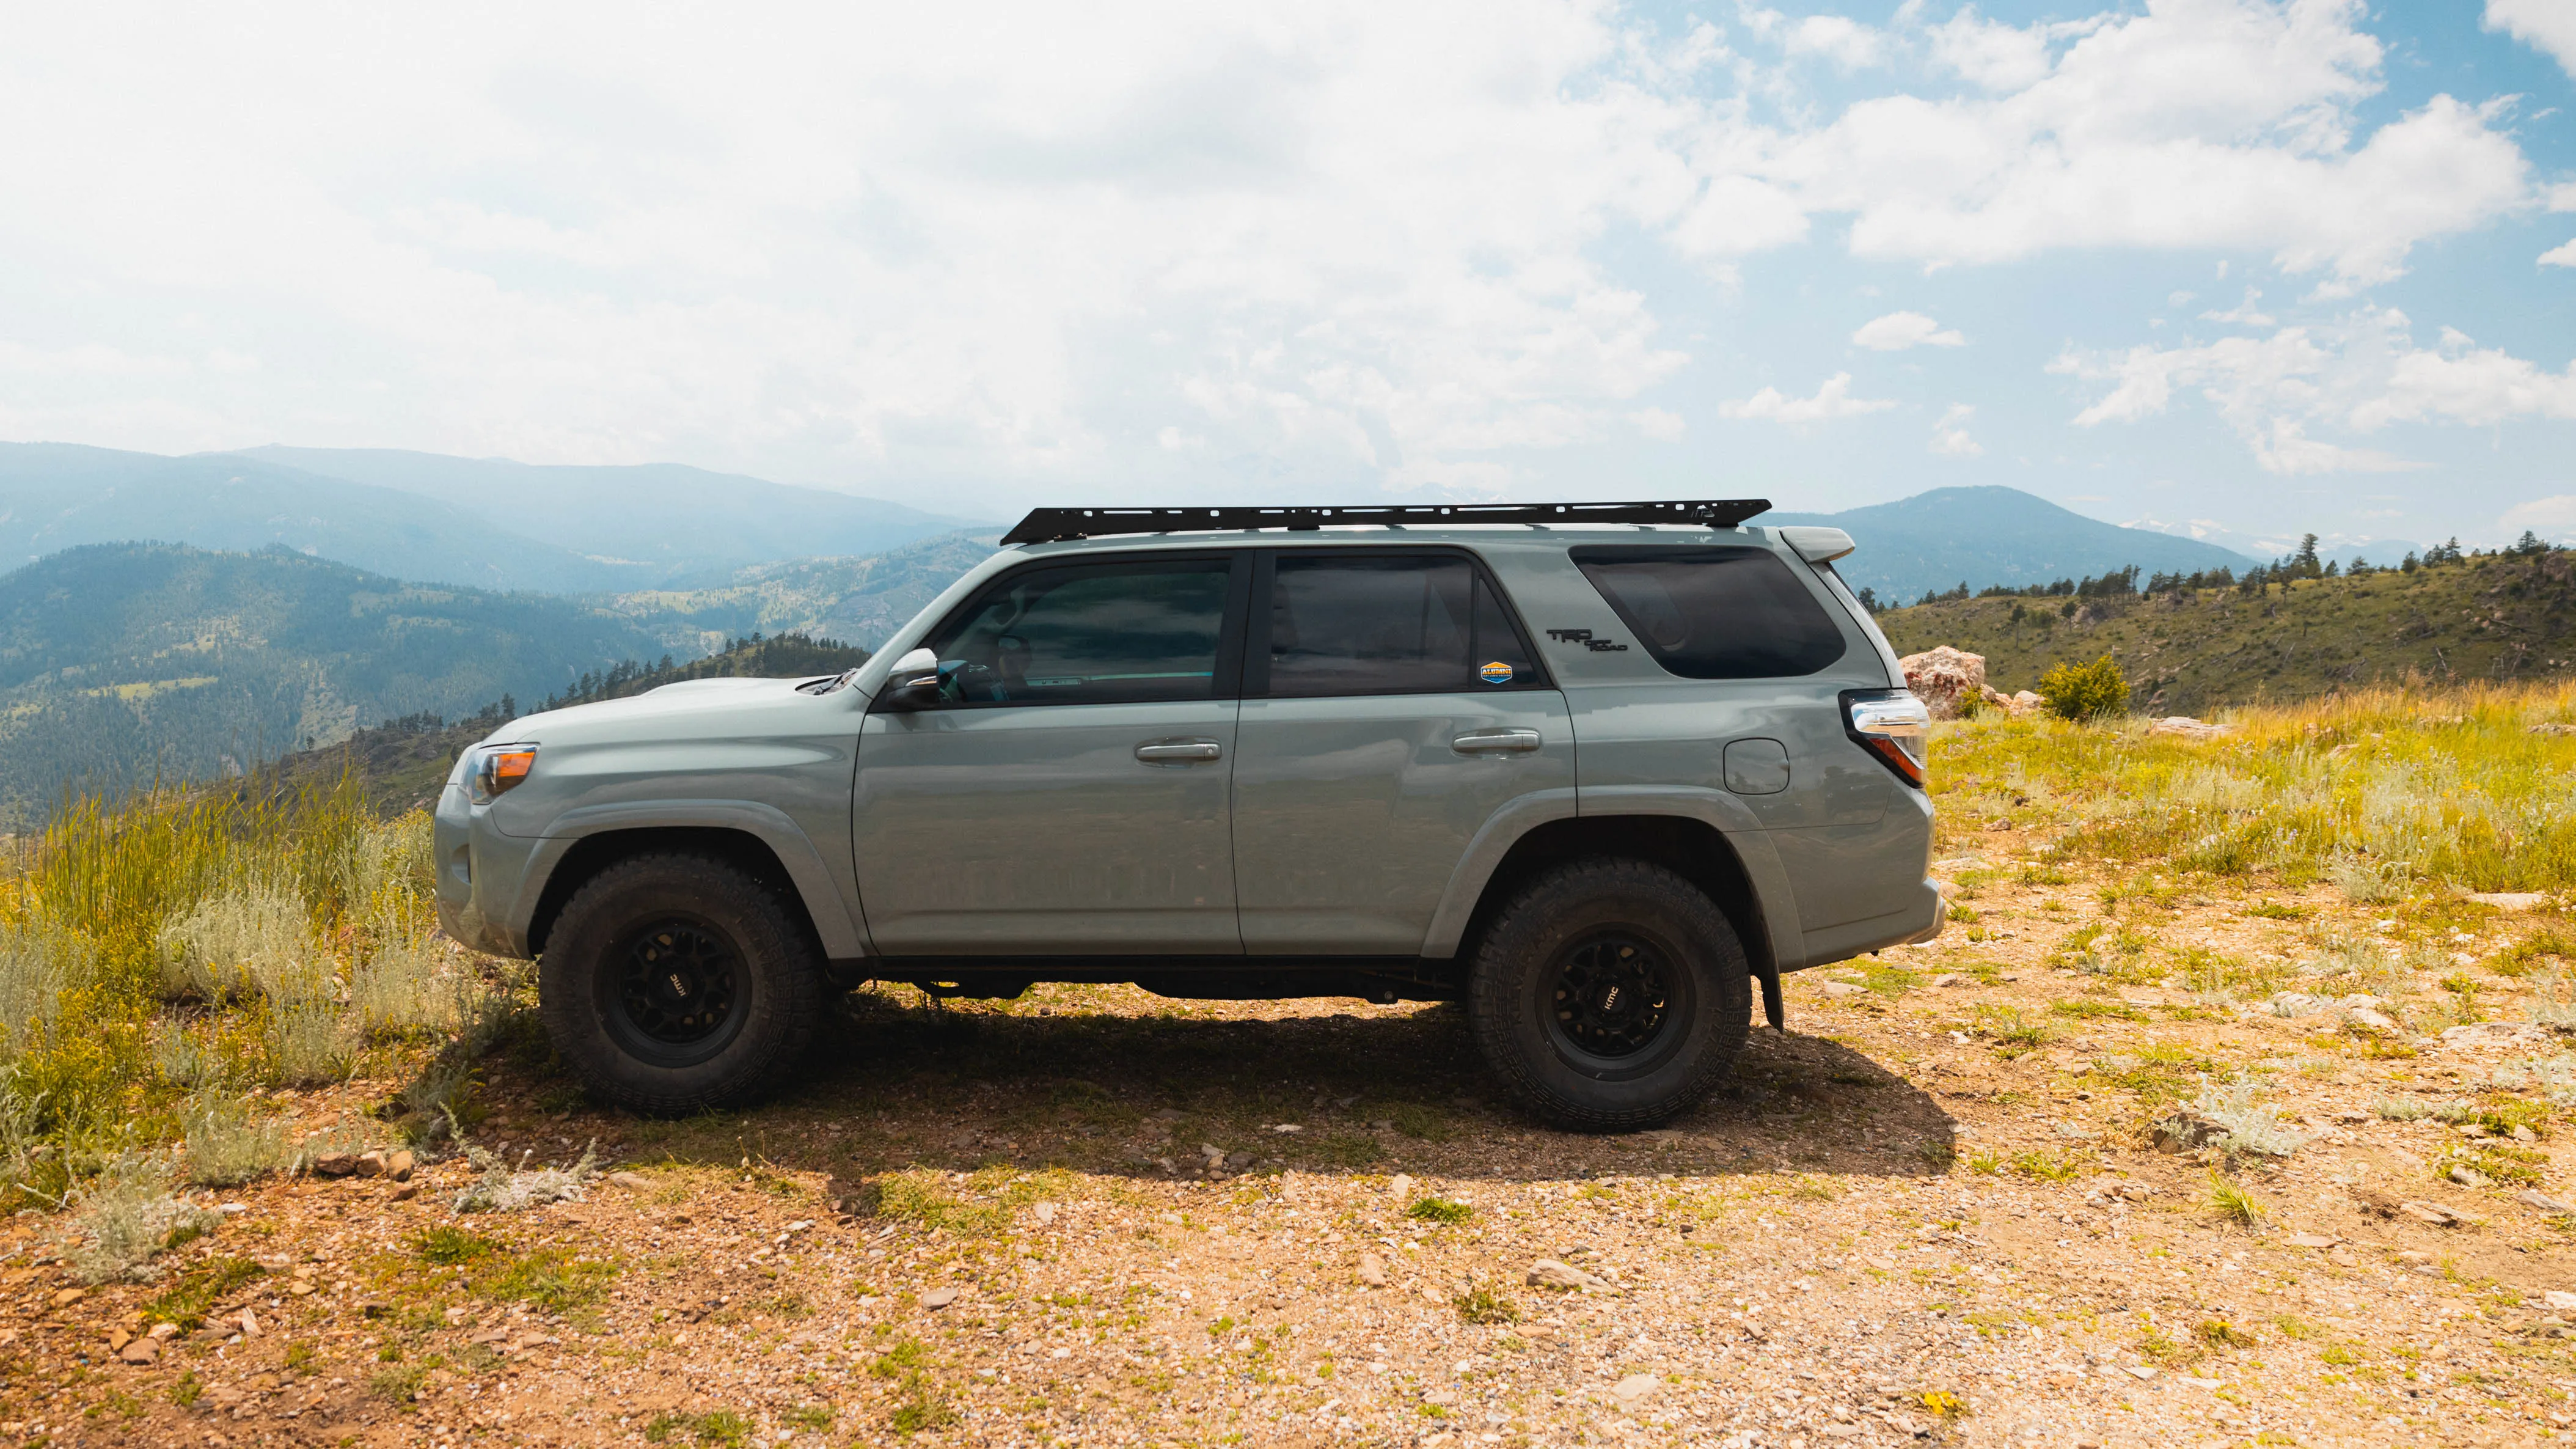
2036 655 2129 722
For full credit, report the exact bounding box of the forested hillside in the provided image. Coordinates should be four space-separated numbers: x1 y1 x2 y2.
0 544 680 822
1876 545 2576 713
251 632 875 815
605 532 997 647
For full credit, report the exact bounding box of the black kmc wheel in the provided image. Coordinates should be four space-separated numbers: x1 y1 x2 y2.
1467 859 1751 1130
540 854 822 1113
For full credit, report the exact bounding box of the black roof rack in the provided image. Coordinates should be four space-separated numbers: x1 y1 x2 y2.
1000 499 1772 546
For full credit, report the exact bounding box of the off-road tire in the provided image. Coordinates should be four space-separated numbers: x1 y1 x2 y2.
538 853 823 1114
1466 859 1751 1131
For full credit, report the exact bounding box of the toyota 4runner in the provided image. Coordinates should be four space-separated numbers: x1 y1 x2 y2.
434 500 1938 1129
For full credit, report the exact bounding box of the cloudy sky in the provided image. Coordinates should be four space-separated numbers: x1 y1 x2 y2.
1 1 2571 548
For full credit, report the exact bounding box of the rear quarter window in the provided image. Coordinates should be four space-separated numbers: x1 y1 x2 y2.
1570 545 1848 679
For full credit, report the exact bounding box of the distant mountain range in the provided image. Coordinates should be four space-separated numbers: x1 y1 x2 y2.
0 454 2474 822
0 442 978 594
0 533 999 823
0 543 681 821
1766 486 2261 603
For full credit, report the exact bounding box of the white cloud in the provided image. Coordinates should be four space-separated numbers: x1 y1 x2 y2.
2056 305 2576 472
1852 311 1966 351
1774 0 2532 291
1929 403 1984 456
2542 239 2576 268
1718 372 1895 424
2198 288 2277 327
2501 496 2576 538
1785 15 1889 70
0 0 2549 504
2352 330 2576 430
2487 0 2576 79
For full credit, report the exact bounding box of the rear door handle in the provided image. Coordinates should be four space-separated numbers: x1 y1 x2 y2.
1452 728 1543 755
1136 738 1223 764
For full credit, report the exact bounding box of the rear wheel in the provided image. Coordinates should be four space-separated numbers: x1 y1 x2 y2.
538 854 822 1113
1466 859 1751 1130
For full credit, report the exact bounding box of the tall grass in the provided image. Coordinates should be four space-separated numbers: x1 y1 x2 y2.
1934 680 2576 893
0 771 465 1170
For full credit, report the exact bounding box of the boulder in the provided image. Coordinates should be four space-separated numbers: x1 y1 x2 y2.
2010 690 2044 717
1898 647 1986 721
2147 716 2230 741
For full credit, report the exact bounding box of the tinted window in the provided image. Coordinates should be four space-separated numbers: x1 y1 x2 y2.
923 559 1234 706
1262 554 1542 697
1571 546 1847 679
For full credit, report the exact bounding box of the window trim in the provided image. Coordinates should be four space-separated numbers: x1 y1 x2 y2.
888 549 1254 711
1243 546 1556 700
1567 543 1851 681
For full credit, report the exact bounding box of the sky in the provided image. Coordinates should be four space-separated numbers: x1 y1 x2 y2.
1 1 2571 551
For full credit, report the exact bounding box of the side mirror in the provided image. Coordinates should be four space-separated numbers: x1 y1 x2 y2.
875 647 946 713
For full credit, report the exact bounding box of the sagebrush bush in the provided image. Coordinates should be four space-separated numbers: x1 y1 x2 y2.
62 1149 214 1283
351 933 468 1038
2036 654 2129 721
0 926 75 1063
158 879 324 1004
264 994 356 1087
181 1096 288 1187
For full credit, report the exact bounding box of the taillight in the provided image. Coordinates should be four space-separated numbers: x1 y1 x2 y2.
1842 689 1930 788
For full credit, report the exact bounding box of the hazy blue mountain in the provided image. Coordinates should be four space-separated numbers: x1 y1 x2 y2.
234 446 983 585
0 442 643 592
0 543 683 822
606 531 1001 651
1765 486 2261 601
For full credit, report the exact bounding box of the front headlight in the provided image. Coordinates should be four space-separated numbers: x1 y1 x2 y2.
470 744 538 804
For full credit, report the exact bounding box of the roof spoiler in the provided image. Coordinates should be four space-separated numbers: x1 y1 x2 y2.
1001 499 1772 546
1778 526 1854 563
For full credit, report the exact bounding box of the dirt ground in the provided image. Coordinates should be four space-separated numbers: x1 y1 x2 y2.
13 856 2576 1449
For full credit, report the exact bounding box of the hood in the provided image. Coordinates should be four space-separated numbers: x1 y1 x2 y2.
478 674 854 747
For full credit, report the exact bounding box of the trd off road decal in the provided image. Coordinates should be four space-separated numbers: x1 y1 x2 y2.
1545 628 1628 652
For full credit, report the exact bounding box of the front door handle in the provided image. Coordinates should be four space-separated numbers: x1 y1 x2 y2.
1452 728 1543 755
1136 738 1224 764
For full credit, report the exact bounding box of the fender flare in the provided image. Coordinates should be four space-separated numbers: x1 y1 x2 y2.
1419 786 1805 1020
508 800 868 959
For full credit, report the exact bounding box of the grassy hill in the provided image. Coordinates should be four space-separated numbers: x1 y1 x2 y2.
1877 548 2576 713
0 543 691 823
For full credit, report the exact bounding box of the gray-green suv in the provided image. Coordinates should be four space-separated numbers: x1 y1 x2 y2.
434 501 1937 1129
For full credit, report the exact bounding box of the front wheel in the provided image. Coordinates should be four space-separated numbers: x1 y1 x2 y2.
1466 859 1751 1131
538 853 823 1114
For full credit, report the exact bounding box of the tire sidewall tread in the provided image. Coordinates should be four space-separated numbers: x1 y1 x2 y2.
538 853 822 1115
1466 858 1751 1131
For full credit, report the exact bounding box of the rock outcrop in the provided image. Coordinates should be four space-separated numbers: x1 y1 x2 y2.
1898 646 1986 720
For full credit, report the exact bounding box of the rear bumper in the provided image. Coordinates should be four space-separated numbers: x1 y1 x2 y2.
1788 878 1944 970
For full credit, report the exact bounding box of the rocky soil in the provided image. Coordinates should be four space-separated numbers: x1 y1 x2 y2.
11 862 2576 1448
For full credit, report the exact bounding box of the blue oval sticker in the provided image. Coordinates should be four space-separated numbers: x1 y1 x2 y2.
1479 660 1515 684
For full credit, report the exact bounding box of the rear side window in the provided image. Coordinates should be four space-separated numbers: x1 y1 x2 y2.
923 557 1235 705
1570 546 1847 679
1259 552 1543 697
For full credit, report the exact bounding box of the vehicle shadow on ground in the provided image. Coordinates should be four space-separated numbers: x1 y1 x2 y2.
574 989 1962 1192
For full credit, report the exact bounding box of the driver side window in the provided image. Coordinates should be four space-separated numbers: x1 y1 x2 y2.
921 557 1237 706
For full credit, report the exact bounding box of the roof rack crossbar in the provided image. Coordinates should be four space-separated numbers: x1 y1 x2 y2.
1000 499 1772 546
